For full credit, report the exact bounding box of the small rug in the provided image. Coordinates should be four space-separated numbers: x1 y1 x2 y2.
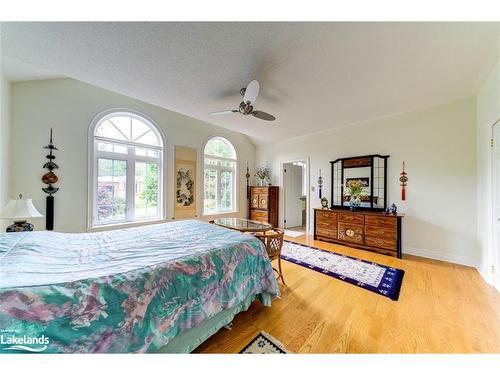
284 229 306 238
239 331 289 354
281 241 405 301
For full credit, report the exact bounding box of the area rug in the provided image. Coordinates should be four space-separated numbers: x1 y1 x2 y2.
239 331 289 354
281 241 405 301
284 229 306 238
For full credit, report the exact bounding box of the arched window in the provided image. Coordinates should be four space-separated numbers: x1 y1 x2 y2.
204 136 237 214
89 110 164 227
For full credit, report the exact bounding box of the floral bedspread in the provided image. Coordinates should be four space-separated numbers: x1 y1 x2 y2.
0 220 279 353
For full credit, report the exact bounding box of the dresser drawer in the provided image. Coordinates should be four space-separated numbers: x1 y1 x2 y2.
250 210 269 223
316 227 337 239
251 187 269 194
365 225 397 240
338 222 364 244
365 236 397 251
338 212 364 225
316 210 338 221
365 215 397 228
316 218 337 229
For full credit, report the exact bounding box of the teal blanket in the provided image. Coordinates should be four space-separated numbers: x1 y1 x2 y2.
0 220 279 353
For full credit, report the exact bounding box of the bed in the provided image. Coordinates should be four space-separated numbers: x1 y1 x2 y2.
0 219 279 353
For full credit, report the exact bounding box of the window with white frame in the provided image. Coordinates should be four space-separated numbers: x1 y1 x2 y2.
203 137 237 214
90 111 164 227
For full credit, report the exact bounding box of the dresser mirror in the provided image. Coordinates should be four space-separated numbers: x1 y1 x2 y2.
330 154 389 211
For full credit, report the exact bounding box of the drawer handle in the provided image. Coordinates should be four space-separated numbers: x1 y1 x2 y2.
346 229 355 237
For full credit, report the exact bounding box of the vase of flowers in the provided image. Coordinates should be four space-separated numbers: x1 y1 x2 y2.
344 179 368 211
255 166 272 186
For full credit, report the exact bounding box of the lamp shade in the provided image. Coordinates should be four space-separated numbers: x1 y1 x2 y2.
0 197 44 220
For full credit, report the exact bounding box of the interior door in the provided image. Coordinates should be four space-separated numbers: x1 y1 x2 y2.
494 124 500 288
284 164 303 228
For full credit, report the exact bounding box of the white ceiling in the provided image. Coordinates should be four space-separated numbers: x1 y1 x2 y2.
1 22 499 145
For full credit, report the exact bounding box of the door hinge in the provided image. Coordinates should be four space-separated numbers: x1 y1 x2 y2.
492 265 496 274
491 138 494 147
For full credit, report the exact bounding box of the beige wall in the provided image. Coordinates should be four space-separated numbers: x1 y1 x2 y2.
10 78 256 232
476 57 500 287
257 98 478 266
0 72 10 228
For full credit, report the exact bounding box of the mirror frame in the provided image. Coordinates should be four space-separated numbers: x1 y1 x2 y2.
330 154 390 211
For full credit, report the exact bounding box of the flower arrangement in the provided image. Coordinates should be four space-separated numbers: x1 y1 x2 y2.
255 166 272 186
344 179 368 210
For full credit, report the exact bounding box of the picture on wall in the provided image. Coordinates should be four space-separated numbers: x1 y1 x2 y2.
176 163 195 207
174 146 197 219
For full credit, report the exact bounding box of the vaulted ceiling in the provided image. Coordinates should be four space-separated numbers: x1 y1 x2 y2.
1 22 499 144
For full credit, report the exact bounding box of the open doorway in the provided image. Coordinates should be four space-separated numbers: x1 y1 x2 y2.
282 159 308 237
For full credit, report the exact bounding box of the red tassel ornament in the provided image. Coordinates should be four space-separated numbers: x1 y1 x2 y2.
399 161 408 201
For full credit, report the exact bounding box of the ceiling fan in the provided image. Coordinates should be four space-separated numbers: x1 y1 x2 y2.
209 80 276 121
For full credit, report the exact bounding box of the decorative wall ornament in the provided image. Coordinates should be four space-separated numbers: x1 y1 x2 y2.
317 169 323 199
42 128 59 230
173 146 197 219
246 163 250 199
399 161 408 201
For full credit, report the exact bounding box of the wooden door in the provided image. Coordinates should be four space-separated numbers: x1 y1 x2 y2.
258 194 268 209
250 191 259 209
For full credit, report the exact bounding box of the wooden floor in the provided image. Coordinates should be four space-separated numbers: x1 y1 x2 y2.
195 235 500 353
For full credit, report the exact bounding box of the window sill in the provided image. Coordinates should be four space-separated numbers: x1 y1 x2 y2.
87 218 166 232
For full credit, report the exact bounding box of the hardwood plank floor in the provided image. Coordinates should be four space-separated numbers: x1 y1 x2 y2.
195 235 500 353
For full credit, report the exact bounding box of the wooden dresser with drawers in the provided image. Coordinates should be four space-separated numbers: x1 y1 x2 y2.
249 186 279 228
314 208 403 258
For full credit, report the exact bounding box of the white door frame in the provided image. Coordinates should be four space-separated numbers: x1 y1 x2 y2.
491 119 500 289
280 157 310 233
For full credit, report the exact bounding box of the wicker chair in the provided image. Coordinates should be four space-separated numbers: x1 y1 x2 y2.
256 228 285 285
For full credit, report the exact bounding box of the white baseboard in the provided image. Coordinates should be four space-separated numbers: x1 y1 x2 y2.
478 267 495 286
404 246 479 268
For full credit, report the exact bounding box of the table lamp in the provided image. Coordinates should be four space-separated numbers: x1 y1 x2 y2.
0 194 44 232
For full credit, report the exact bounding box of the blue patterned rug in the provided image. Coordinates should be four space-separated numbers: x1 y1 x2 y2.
281 241 405 301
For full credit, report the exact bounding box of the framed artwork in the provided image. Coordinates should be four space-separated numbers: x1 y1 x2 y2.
174 146 197 219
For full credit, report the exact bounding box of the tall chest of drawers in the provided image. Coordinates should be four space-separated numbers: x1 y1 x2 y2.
248 186 279 228
314 208 403 258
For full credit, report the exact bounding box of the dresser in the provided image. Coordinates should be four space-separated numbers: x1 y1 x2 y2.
249 186 279 228
314 208 403 258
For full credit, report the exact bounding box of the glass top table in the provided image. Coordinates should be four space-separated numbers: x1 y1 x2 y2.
212 218 273 233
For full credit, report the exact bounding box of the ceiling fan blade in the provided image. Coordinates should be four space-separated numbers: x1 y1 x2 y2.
244 80 260 105
209 110 238 115
252 111 276 121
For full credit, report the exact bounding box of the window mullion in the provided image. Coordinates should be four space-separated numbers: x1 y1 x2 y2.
216 163 221 212
126 147 135 221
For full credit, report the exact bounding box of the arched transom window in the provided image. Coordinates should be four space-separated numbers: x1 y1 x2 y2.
203 136 237 214
89 111 164 227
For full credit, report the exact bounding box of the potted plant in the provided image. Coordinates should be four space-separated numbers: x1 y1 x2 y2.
255 166 272 186
344 179 368 211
